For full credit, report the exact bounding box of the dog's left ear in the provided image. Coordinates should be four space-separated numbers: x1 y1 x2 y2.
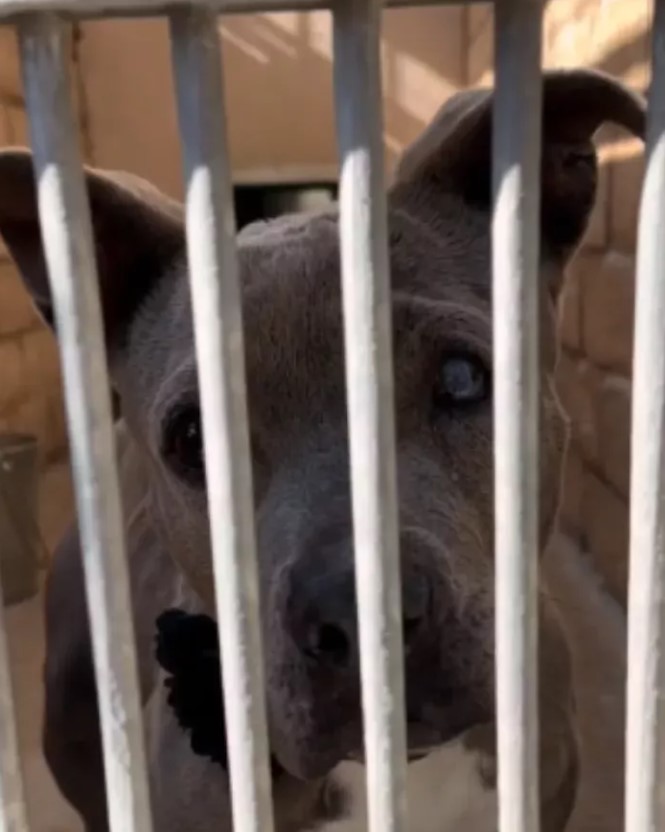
393 69 645 288
0 148 183 349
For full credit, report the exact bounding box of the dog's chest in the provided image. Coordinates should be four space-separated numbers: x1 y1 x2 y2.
313 741 497 832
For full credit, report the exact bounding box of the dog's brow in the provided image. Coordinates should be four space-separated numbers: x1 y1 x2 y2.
150 359 199 422
392 292 491 330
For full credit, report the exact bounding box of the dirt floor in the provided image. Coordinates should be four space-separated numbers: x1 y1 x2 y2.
6 592 83 832
5 456 82 832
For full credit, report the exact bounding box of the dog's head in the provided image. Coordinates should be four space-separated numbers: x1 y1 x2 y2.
0 69 644 781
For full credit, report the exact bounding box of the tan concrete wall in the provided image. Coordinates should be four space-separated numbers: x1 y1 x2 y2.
466 0 650 607
75 8 466 198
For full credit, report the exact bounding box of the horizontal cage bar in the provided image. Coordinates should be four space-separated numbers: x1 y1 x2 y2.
0 0 491 22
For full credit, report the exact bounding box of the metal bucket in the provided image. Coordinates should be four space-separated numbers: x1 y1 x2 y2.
0 433 39 606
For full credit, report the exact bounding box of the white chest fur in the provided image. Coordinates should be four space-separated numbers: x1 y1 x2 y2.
314 741 497 832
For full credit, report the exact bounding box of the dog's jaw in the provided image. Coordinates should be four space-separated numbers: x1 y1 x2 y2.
266 663 494 782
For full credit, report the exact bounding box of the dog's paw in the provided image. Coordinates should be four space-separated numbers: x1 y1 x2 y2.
154 608 228 769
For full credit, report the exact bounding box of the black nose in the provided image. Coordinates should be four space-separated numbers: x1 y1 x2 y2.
286 562 431 670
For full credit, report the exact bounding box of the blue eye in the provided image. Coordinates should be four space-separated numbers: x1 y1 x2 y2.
435 353 489 407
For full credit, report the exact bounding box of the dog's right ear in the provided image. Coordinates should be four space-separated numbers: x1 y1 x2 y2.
0 149 184 348
393 69 645 284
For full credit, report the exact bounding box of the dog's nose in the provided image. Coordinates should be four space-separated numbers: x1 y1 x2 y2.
285 562 431 669
294 569 357 668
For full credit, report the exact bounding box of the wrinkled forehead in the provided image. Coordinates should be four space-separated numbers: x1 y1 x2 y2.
122 205 494 411
237 206 492 306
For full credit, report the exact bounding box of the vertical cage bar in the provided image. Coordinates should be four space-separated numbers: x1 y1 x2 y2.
492 2 543 832
169 11 275 832
0 600 29 832
18 15 153 832
625 0 665 827
333 1 407 831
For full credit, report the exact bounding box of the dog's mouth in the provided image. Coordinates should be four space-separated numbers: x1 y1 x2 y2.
155 606 492 783
345 750 435 765
345 732 437 765
270 712 477 781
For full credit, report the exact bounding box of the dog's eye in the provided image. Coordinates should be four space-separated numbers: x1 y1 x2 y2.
162 406 205 485
435 353 489 408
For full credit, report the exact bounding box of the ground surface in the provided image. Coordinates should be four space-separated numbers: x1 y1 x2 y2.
6 592 83 832
4 456 81 831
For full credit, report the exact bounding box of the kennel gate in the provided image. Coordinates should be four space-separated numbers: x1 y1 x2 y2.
0 0 662 830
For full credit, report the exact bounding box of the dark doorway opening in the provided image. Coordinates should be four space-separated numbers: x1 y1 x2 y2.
233 182 338 229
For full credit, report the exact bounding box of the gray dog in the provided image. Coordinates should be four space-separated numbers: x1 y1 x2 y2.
0 68 644 832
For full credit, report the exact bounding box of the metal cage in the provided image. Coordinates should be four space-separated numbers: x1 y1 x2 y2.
0 0 661 831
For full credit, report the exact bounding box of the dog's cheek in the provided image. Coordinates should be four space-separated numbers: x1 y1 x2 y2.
266 675 314 777
149 486 216 607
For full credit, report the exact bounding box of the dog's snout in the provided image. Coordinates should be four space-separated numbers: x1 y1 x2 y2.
284 554 432 670
402 570 430 642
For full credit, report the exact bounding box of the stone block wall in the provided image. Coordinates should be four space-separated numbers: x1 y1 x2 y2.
466 0 650 607
0 25 68 466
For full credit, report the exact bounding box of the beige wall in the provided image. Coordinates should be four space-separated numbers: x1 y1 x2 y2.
0 26 68 466
76 8 466 198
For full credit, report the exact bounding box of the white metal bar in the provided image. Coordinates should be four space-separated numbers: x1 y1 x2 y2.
624 0 665 827
18 15 153 832
0 0 487 22
169 10 275 832
333 1 407 831
492 2 543 832
0 599 30 832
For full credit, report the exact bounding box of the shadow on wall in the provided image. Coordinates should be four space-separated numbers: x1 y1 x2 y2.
73 6 466 199
466 0 651 91
74 0 652 199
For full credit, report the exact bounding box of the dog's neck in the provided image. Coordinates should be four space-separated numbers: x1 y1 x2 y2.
314 740 496 832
